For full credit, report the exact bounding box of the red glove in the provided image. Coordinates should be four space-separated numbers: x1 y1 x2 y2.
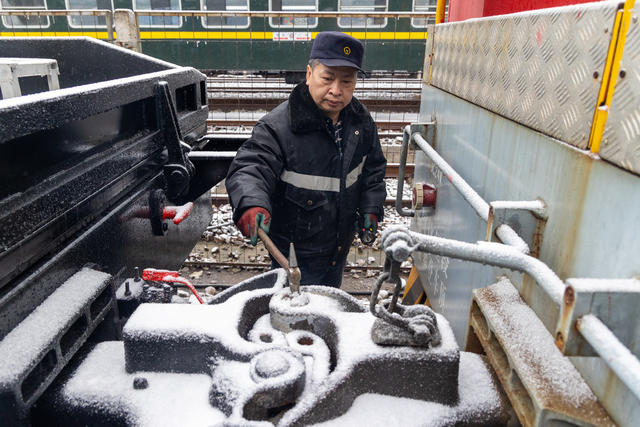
236 207 271 245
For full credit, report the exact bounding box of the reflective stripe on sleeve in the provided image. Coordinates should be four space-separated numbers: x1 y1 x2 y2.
345 155 367 188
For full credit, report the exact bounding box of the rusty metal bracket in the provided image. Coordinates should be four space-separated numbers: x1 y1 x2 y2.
396 122 435 217
555 278 640 357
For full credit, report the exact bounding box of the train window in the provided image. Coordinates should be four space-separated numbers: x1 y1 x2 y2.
269 0 317 29
411 0 435 28
65 0 113 28
201 0 249 29
337 0 387 29
134 0 182 28
0 0 50 29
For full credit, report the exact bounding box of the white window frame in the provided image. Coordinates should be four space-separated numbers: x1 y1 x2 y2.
133 0 183 29
268 0 318 29
337 0 387 29
65 0 113 29
0 0 50 29
410 0 435 28
200 0 250 29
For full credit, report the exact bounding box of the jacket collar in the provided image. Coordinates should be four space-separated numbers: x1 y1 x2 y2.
288 82 368 133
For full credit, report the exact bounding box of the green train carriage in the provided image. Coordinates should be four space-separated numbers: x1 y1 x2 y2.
0 0 434 74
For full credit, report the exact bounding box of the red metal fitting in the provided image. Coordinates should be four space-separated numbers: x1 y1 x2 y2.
142 268 204 304
412 183 437 210
162 201 194 224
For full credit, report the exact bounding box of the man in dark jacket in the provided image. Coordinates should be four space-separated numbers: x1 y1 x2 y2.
225 32 387 287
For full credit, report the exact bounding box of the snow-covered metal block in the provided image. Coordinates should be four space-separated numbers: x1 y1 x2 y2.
0 267 115 425
468 278 614 426
40 268 511 425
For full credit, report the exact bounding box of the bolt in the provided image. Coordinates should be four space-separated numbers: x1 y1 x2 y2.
124 280 131 296
133 377 148 389
633 16 638 24
134 267 141 282
593 71 599 79
619 69 627 79
564 286 575 306
555 332 565 350
162 223 169 232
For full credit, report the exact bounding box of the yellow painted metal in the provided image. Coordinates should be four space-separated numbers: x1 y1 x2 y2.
1 31 428 41
402 266 422 303
402 266 432 306
435 0 446 24
0 31 111 38
588 0 635 153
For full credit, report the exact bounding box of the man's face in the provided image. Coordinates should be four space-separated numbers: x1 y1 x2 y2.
306 62 358 121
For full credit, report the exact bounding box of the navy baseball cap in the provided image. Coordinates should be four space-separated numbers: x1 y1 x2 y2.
309 32 364 72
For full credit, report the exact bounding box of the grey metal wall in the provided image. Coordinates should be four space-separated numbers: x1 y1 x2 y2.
415 83 640 344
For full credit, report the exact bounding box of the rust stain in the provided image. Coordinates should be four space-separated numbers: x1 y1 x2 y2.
530 216 547 259
555 152 594 280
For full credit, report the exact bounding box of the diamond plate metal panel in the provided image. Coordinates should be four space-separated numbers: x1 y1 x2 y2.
601 6 640 175
430 2 620 149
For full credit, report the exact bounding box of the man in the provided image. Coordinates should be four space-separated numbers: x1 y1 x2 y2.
225 32 386 287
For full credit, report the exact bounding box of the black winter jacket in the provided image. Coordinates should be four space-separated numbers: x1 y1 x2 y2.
226 82 386 260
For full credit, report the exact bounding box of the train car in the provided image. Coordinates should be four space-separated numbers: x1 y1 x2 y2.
0 0 436 75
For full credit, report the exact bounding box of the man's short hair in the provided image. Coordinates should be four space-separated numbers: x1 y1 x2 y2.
308 58 322 69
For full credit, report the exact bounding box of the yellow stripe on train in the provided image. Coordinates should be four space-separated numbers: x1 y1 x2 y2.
1 31 427 40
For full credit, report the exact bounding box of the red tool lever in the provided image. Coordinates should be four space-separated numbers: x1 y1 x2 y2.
142 268 204 304
162 201 194 224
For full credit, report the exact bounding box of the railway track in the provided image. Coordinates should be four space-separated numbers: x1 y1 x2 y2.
207 76 422 113
207 115 418 132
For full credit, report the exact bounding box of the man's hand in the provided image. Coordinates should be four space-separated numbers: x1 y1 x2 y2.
359 213 378 245
237 207 271 246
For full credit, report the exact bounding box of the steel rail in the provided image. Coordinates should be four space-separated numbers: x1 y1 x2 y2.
207 118 414 131
409 128 531 254
183 260 411 272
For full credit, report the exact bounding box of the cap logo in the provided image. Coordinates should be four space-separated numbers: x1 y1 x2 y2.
344 46 351 56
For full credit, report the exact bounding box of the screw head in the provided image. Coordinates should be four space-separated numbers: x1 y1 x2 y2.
133 377 148 390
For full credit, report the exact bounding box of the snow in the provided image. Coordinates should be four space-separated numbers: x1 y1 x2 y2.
566 277 640 293
382 226 565 305
478 278 596 407
0 64 188 110
59 269 512 425
0 267 111 383
252 350 291 378
115 278 144 300
310 352 502 427
61 341 226 427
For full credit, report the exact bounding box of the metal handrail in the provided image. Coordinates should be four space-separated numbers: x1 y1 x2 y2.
397 125 532 254
381 226 565 305
0 9 112 16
